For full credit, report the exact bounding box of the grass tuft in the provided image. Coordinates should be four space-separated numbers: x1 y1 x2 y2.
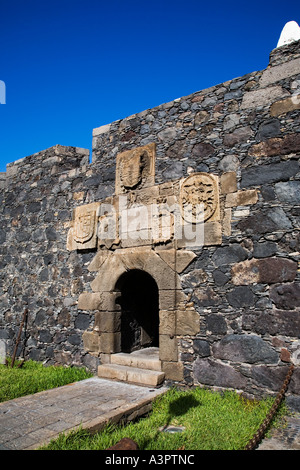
0 359 93 403
41 387 288 451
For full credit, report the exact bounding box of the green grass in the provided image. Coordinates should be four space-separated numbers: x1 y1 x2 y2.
41 387 288 451
0 359 93 403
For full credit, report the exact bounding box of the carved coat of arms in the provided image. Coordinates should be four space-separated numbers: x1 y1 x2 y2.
180 173 219 223
120 151 144 189
74 210 96 243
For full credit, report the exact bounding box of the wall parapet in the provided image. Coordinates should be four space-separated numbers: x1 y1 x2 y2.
5 145 90 180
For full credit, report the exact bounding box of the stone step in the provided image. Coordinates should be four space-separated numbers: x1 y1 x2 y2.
98 364 165 387
110 350 162 371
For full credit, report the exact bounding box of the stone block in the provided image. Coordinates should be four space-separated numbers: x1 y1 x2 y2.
270 283 300 310
176 309 200 335
275 181 300 204
78 292 102 311
241 86 288 109
249 134 300 158
260 58 300 87
99 332 121 354
251 365 292 392
162 361 184 381
203 221 222 246
212 334 278 364
94 311 121 333
159 335 178 362
223 127 253 147
193 357 247 389
222 208 232 236
159 310 176 335
98 292 121 312
231 257 297 285
225 189 258 208
82 331 101 353
220 172 237 194
156 249 196 274
270 95 300 116
241 160 299 188
212 243 248 265
159 289 186 310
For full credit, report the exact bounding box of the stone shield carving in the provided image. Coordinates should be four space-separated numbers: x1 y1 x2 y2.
116 143 155 194
120 151 144 189
180 173 219 223
74 209 97 243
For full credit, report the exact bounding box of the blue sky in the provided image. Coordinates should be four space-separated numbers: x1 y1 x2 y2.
0 0 299 172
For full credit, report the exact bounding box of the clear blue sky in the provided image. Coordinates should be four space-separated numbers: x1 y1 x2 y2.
0 0 299 172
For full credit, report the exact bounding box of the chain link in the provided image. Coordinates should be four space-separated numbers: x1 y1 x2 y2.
244 363 294 450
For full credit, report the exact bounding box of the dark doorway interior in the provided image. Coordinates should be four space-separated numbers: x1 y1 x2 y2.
115 270 159 353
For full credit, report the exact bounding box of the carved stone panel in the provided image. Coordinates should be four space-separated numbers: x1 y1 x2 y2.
116 143 155 194
67 202 100 251
180 173 219 223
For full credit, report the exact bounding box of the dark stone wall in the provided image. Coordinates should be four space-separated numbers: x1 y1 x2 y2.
0 40 299 409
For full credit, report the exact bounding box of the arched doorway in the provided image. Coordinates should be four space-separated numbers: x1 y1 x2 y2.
115 270 159 353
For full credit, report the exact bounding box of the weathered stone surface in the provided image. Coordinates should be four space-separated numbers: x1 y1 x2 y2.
270 95 300 116
237 207 293 233
220 172 237 194
226 286 255 308
193 357 247 388
176 308 200 335
213 334 278 364
275 181 300 204
98 332 121 353
94 311 121 333
242 310 300 337
256 118 281 140
249 134 300 157
231 257 297 285
159 335 178 362
251 365 291 391
82 331 100 353
191 142 215 158
223 126 253 147
241 86 288 109
156 249 196 273
162 361 184 381
159 310 176 335
241 160 299 187
78 292 102 310
206 314 227 335
225 189 258 207
193 287 220 307
253 241 277 258
193 339 210 357
270 283 300 310
212 243 248 266
260 57 300 86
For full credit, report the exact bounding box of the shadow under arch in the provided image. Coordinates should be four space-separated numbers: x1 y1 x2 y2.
115 269 159 353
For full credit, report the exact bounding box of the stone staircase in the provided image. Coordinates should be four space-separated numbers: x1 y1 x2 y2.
98 347 165 387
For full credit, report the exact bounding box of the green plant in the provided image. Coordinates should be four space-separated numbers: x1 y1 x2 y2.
41 387 288 451
0 359 93 403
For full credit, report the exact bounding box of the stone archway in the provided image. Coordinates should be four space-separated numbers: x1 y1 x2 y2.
80 247 200 381
115 269 159 353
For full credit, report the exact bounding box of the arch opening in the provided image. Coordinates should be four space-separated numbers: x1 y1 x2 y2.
115 269 159 353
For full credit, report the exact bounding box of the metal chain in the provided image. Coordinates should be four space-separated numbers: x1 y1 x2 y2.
244 363 294 450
